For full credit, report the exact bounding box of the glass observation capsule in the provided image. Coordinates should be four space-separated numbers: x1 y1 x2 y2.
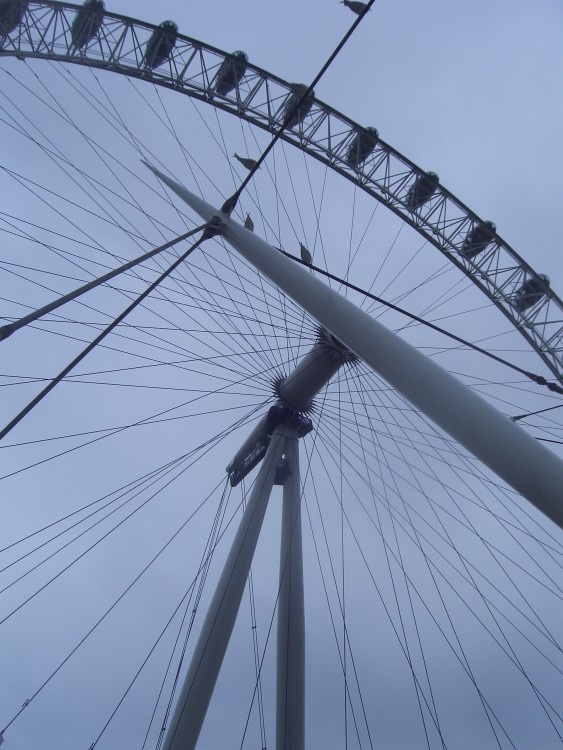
282 83 315 129
212 50 248 96
345 126 379 168
406 171 440 211
70 0 105 50
0 1 28 36
514 274 550 313
143 20 178 70
460 220 497 259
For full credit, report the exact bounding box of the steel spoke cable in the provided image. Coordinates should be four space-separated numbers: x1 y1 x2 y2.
0 402 268 586
0 226 205 341
0 401 257 630
348 364 563 604
0 339 304 398
0 386 271 484
313 426 518 749
236 478 269 750
313 414 445 738
316 407 563 659
309 427 450 745
2 62 242 356
315 409 562 616
0 196 218 370
0 209 129 258
0 452 191 557
338 379 350 749
304 386 385 748
27 65 168 248
197 241 308 374
245 560 268 750
386 265 474 329
210 105 287 376
0 94 151 253
0 452 196 596
315 414 563 672
148 244 316 382
34 61 194 246
146 479 233 750
0 261 260 374
0 232 213 442
346 367 563 733
121 478 233 750
238 394 372 750
231 128 284 370
301 435 376 748
342 365 443 745
279 250 563 394
0 455 189 575
0 412 251 586
42 62 174 246
339 364 563 587
198 243 284 376
350 360 563 552
1 470 231 740
220 0 377 213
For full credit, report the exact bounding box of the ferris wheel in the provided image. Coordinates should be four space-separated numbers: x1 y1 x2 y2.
0 2 562 749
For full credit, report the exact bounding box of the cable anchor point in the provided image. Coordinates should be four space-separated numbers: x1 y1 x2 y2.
202 215 225 240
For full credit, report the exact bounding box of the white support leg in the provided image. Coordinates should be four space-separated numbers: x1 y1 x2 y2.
276 431 305 750
162 427 288 750
144 165 563 529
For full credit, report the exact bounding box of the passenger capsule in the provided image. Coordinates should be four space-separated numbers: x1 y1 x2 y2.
0 1 28 36
70 0 105 50
283 83 314 129
212 50 248 96
460 220 496 259
345 126 379 168
143 20 178 70
406 171 439 211
514 274 550 313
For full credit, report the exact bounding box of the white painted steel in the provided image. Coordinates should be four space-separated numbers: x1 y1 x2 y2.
145 165 563 529
162 427 288 750
277 338 346 412
276 431 305 750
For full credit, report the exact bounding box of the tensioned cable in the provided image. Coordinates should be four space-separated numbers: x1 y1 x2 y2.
0 225 205 341
237 396 374 750
345 366 563 734
312 426 519 748
145 479 233 750
2 64 292 373
280 249 563 394
334 362 563 584
0 231 210 441
342 364 442 746
0 406 255 628
220 0 377 214
315 410 563 666
316 398 563 665
348 368 563 611
308 426 451 745
1 470 230 739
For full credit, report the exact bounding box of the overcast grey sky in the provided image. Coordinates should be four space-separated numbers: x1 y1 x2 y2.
0 1 562 749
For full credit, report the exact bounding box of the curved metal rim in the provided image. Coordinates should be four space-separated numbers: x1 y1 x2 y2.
1 0 562 382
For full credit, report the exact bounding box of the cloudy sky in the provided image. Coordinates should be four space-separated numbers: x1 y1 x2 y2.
0 1 562 749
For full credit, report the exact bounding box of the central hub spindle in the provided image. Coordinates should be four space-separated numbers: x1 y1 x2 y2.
227 327 356 486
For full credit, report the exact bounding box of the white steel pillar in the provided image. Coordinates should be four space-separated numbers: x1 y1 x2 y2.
276 431 305 750
144 165 563 529
162 427 288 750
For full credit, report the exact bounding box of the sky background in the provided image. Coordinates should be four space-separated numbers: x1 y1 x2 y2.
0 1 562 749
